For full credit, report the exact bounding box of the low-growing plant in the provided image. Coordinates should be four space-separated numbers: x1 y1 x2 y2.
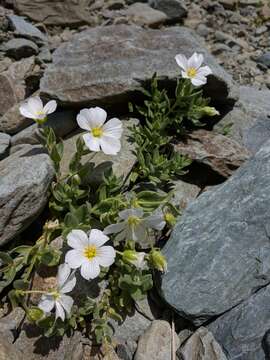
0 52 219 347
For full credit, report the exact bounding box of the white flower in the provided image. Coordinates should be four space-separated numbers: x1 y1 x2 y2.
175 52 212 86
104 208 166 244
65 229 116 281
76 107 123 155
19 96 57 123
38 263 76 322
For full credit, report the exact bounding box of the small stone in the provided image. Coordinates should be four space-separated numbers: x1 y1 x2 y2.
124 3 168 28
0 132 10 160
180 327 227 360
196 23 210 37
2 38 39 60
134 320 179 360
256 52 270 68
219 0 237 10
0 73 17 116
7 14 47 43
255 25 268 36
149 0 187 24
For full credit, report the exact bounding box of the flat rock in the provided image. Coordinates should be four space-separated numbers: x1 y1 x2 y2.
149 0 187 23
14 0 91 26
134 320 179 360
11 110 78 146
172 180 200 210
124 3 168 27
0 146 54 246
174 129 250 178
7 15 47 43
40 25 238 108
160 138 270 325
208 285 270 360
179 327 227 360
215 86 270 155
2 38 39 60
0 132 10 160
60 118 138 181
0 99 33 134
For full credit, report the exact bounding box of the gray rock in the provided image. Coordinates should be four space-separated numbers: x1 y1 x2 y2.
134 320 179 360
215 86 270 154
7 15 47 43
174 129 250 178
179 327 227 360
0 99 33 134
196 23 210 37
11 110 78 146
14 0 91 26
0 337 23 360
0 146 54 245
60 118 138 181
172 180 200 211
149 0 187 23
0 73 18 116
0 132 10 160
256 52 270 68
124 2 168 28
3 38 39 60
160 138 270 325
40 25 238 108
208 285 270 360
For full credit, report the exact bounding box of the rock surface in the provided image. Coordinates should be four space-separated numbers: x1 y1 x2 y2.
174 129 250 178
3 38 39 60
208 284 270 360
7 15 47 43
124 2 168 27
0 132 10 160
40 25 238 108
0 146 54 246
179 327 227 360
160 138 270 325
134 320 179 360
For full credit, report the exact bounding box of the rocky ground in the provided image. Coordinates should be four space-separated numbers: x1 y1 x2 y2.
1 0 270 359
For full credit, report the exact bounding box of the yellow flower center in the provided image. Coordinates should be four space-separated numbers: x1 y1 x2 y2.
92 127 103 138
84 245 97 260
187 67 197 78
52 291 60 300
127 216 141 227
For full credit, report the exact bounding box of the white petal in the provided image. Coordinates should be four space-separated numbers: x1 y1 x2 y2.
96 246 116 267
130 223 147 242
28 96 43 114
38 295 55 313
43 100 57 115
57 263 71 287
55 301 65 321
60 271 76 293
119 208 144 220
19 103 36 119
100 136 121 155
181 71 189 79
188 52 204 69
191 76 207 86
80 259 100 280
89 229 109 247
103 222 126 235
197 65 212 77
83 133 101 152
145 215 166 231
175 54 188 71
88 107 107 128
65 249 85 269
103 118 123 139
77 112 91 131
67 229 88 250
58 294 73 315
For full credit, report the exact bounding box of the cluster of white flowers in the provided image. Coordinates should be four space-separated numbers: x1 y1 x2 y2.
18 52 212 323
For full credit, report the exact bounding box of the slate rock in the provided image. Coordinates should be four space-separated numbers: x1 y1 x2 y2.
215 85 270 154
40 25 238 108
149 0 187 23
0 99 33 134
174 129 250 178
134 320 179 360
208 285 270 360
7 15 47 43
124 2 168 27
0 132 10 160
0 146 54 246
3 38 39 60
179 327 227 360
160 138 270 325
0 73 17 116
14 0 91 26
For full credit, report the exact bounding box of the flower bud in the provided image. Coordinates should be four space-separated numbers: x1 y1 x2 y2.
149 249 167 272
123 250 146 270
164 212 176 227
73 174 81 185
201 106 219 117
122 250 138 263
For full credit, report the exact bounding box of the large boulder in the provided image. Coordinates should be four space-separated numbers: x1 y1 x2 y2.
0 146 54 246
208 284 270 360
40 25 238 108
160 138 270 325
